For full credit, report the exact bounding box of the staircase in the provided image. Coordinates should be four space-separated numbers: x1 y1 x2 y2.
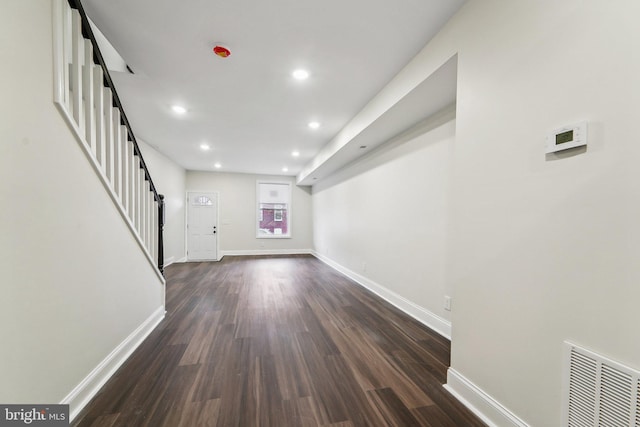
52 0 164 276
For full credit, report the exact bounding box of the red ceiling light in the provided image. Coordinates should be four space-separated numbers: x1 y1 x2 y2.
213 45 231 58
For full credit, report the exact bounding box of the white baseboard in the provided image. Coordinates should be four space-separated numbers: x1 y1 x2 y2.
311 251 451 340
164 256 175 267
444 368 529 427
62 306 166 421
220 249 313 257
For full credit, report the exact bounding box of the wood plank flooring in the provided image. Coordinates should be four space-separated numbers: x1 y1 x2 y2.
72 255 486 427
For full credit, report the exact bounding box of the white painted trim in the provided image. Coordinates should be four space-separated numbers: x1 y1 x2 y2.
311 251 451 339
62 306 165 422
220 249 313 257
164 256 175 267
444 368 529 427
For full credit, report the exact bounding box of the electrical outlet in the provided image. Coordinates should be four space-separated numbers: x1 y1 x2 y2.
444 296 452 311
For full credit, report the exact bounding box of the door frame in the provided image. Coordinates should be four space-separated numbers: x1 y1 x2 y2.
185 191 221 262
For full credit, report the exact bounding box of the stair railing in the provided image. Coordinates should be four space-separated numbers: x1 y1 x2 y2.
52 0 165 277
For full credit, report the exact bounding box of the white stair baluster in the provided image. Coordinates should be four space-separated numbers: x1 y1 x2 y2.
149 195 156 263
112 109 121 198
70 10 83 129
121 131 130 214
93 67 105 170
103 90 114 185
145 177 150 249
83 40 95 152
120 126 129 211
129 145 137 225
137 172 143 241
145 181 152 251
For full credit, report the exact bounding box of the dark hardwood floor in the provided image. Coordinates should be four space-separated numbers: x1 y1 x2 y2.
73 255 486 427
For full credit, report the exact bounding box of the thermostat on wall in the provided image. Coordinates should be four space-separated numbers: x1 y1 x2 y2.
546 121 587 153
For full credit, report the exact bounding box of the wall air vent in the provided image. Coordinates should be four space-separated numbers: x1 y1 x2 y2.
563 341 640 427
636 379 640 427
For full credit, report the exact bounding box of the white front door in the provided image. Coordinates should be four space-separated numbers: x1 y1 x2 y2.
187 192 218 261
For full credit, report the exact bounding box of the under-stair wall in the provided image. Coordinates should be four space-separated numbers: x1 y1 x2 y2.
0 0 165 420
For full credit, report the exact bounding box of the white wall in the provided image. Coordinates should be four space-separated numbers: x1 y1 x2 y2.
449 2 640 425
186 172 313 254
0 0 164 411
322 0 640 425
138 140 186 265
312 109 455 333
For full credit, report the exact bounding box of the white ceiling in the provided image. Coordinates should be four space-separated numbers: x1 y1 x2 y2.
297 55 458 185
83 0 465 179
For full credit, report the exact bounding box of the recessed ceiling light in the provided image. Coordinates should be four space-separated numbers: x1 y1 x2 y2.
291 150 300 157
292 69 309 80
308 121 320 129
171 105 187 114
214 162 221 169
282 167 289 172
200 143 210 151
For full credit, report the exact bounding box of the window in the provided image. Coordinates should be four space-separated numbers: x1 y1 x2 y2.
193 196 213 206
257 181 291 238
